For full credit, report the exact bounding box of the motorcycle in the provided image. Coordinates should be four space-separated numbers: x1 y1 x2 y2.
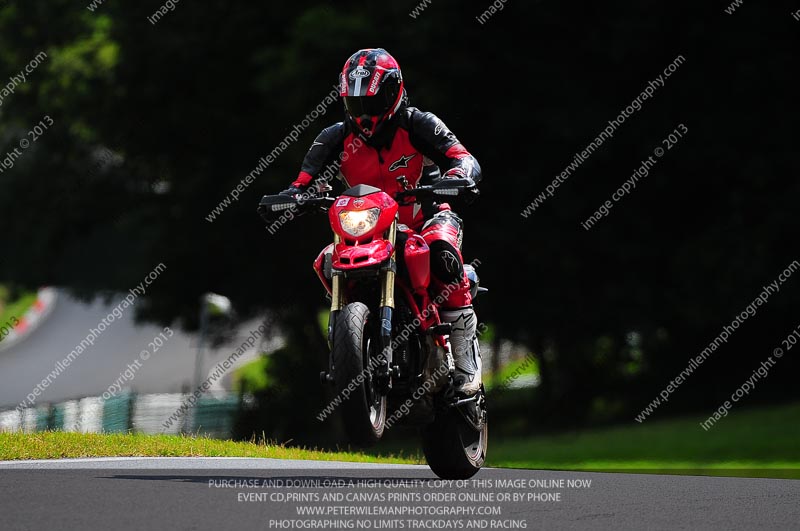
258 177 487 479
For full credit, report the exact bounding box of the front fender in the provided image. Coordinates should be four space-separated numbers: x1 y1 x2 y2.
332 239 394 270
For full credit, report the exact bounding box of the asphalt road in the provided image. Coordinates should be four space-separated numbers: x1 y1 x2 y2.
0 290 279 409
0 458 797 530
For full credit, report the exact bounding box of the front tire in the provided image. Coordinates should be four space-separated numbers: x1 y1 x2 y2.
332 302 387 446
422 396 488 479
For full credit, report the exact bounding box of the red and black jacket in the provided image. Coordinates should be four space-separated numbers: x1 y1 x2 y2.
292 107 482 229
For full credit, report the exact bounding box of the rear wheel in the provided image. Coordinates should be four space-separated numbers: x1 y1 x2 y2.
332 302 387 446
422 392 488 479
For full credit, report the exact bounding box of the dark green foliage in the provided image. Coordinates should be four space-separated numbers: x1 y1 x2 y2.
1 0 797 440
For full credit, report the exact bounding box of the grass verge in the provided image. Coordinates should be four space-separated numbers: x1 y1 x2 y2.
487 401 800 479
0 287 37 329
0 431 421 464
234 355 271 394
485 355 538 392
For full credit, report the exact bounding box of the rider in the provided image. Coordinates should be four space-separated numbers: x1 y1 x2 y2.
280 48 483 395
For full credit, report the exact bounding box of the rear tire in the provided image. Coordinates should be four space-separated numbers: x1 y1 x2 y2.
332 302 387 446
422 398 488 479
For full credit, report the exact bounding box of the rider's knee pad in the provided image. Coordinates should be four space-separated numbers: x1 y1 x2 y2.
422 211 463 247
429 240 464 285
422 210 465 285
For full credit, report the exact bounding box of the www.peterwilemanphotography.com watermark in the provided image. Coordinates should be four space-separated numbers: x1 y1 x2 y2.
520 55 686 219
99 327 173 401
581 123 688 230
0 51 48 108
263 133 373 235
699 322 796 431
160 322 267 431
635 259 799 423
315 260 482 422
14 263 167 412
205 84 340 223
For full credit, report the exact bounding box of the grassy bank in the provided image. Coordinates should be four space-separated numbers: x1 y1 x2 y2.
0 432 421 464
5 404 796 479
234 355 271 393
0 286 36 329
487 401 800 478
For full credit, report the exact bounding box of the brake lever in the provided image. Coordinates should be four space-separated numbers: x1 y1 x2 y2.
395 187 433 204
300 196 330 213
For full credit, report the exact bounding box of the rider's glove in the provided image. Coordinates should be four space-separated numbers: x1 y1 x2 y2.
279 185 306 198
441 169 479 204
442 168 468 181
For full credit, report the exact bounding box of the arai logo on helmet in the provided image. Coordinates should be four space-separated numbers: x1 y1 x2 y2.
349 67 370 79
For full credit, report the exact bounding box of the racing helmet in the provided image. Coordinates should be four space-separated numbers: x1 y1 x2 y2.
340 48 404 137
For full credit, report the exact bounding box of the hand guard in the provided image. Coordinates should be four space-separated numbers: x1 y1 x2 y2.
440 169 479 205
279 185 306 198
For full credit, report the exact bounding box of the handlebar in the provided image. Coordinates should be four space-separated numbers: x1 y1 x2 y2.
394 178 478 206
258 178 478 223
257 193 334 222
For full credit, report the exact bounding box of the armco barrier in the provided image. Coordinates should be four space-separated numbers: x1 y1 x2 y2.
0 391 245 438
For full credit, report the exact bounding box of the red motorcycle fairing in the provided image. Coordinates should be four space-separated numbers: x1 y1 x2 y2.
328 190 398 244
398 226 431 295
312 187 443 337
396 280 444 342
313 243 334 295
313 245 442 341
334 239 394 270
313 224 431 291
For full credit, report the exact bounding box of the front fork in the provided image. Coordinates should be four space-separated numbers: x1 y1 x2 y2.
324 222 397 388
377 221 397 388
322 234 344 385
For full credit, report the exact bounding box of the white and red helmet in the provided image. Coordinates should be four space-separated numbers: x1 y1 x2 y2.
340 48 404 137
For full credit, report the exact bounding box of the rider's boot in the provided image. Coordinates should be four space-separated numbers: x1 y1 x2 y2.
440 306 482 396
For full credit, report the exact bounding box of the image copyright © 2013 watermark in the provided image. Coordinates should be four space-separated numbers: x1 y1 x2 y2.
0 315 20 343
14 263 167 412
520 55 686 219
635 259 799 423
699 323 795 431
581 123 688 230
263 132 373 236
100 327 174 400
0 116 54 175
315 260 482 423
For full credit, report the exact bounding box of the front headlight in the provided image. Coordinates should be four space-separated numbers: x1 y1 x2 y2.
339 208 380 237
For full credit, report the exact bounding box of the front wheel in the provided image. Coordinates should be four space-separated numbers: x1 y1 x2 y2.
422 393 488 479
331 302 387 446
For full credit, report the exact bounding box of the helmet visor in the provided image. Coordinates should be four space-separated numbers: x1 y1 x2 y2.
344 95 391 118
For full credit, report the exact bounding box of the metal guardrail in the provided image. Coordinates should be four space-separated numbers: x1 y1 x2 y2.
0 391 244 439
